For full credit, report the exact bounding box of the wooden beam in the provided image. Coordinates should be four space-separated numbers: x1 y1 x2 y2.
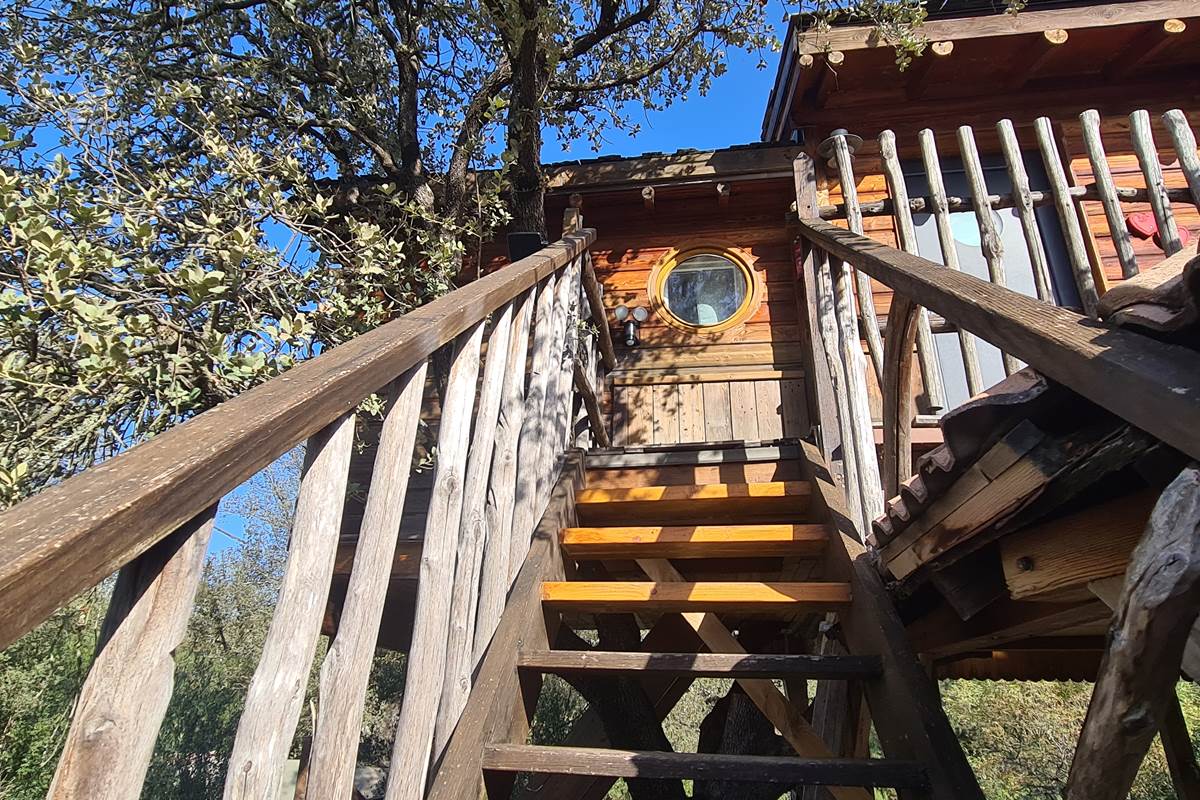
540 581 852 614
1104 18 1187 81
795 219 1200 463
574 481 813 524
0 229 594 651
561 524 828 559
49 508 215 800
573 359 612 448
545 144 802 192
796 441 986 800
908 597 1113 660
1160 689 1200 800
222 414 357 800
793 155 841 468
307 366 426 797
1001 490 1157 600
482 745 928 788
1066 467 1200 800
516 650 882 679
635 556 871 800
905 40 954 100
796 0 1199 54
1008 29 1069 90
389 323 485 798
580 254 616 371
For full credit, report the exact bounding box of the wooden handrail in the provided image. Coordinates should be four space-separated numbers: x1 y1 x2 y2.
796 218 1200 465
0 228 595 649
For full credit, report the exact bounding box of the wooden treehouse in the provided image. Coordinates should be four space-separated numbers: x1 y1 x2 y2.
4 0 1200 798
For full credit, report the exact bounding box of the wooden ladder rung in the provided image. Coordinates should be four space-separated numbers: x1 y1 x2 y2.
574 481 813 524
540 581 852 614
516 650 882 679
560 524 828 559
481 744 928 788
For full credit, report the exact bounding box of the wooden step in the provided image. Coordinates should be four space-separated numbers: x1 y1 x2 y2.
517 650 882 679
482 744 928 788
574 481 812 525
560 524 828 559
540 581 851 614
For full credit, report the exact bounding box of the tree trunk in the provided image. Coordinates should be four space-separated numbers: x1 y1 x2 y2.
557 621 686 800
504 5 548 236
694 684 795 800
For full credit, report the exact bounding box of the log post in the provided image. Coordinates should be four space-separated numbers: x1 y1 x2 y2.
224 413 357 800
307 365 427 798
1066 465 1200 800
50 507 216 800
388 324 486 800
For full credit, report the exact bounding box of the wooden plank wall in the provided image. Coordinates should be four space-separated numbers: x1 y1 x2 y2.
548 176 809 446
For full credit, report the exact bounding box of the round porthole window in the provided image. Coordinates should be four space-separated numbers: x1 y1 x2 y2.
652 249 757 333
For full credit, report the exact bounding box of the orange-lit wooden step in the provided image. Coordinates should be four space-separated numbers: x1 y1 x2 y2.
560 524 829 559
540 581 851 615
574 482 812 525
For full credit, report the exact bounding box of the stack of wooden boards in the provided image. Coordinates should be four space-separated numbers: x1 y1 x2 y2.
869 368 1177 619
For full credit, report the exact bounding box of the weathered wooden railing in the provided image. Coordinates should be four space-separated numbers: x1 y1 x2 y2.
0 214 605 799
805 107 1200 532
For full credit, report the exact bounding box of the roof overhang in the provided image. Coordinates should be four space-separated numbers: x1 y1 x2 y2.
762 0 1200 142
543 143 803 195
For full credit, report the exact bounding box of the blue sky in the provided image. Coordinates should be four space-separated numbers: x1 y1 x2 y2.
541 24 787 162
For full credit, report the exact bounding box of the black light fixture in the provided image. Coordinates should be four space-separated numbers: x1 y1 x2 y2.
816 128 864 168
614 305 649 347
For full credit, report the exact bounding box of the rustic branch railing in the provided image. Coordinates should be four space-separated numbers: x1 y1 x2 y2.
0 221 597 800
808 107 1200 515
797 217 1200 488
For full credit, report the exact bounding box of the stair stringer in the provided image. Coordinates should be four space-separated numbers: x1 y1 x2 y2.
798 440 986 800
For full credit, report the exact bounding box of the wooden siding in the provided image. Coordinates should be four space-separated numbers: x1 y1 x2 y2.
548 177 810 446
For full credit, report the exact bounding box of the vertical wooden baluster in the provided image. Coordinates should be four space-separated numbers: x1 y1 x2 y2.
1079 110 1140 278
996 119 1059 297
387 323 485 800
556 256 583 451
878 129 946 412
473 289 536 662
507 272 558 581
434 301 517 754
50 507 215 800
831 252 884 531
304 364 427 799
831 133 886 389
880 293 921 497
958 125 1022 377
538 256 579 509
918 129 985 397
1035 116 1100 317
1163 109 1200 212
813 249 865 533
224 412 356 800
1131 108 1184 257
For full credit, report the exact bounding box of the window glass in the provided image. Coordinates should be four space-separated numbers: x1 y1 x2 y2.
662 253 748 327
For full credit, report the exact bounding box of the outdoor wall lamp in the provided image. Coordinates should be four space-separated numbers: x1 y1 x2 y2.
816 128 863 169
613 305 649 347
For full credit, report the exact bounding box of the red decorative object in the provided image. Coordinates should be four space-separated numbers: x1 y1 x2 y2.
1126 211 1193 250
1126 211 1157 238
1156 226 1192 250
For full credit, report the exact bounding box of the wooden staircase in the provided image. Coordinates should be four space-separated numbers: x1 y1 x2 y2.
449 442 985 800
